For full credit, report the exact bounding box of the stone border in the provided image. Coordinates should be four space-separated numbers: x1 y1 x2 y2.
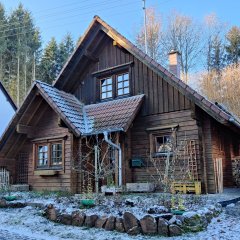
44 203 222 237
0 198 222 237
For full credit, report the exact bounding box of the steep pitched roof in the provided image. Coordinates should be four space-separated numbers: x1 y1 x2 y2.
53 15 240 130
0 81 17 111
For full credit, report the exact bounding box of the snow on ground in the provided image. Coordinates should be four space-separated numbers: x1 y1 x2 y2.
0 206 239 240
0 188 240 239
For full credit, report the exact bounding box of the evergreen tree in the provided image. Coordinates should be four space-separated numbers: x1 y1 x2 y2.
5 3 41 105
38 37 58 84
57 33 74 75
225 26 240 65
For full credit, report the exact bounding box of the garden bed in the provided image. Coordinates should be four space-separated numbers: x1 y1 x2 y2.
0 191 223 237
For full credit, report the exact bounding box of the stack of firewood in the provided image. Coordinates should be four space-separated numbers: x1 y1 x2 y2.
232 157 240 186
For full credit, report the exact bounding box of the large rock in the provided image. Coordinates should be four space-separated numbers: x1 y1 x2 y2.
95 216 107 228
46 204 58 221
147 205 168 214
169 224 183 236
0 199 7 208
182 211 208 232
140 215 157 235
105 216 116 231
84 215 98 228
115 218 125 232
58 213 72 225
72 211 86 226
158 217 169 236
123 212 140 235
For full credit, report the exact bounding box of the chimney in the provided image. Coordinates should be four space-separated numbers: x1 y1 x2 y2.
168 50 181 78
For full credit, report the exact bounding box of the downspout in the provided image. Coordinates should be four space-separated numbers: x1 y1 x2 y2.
103 131 122 187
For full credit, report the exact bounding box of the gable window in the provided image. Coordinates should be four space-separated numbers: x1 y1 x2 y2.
117 73 129 96
34 140 64 170
101 77 112 99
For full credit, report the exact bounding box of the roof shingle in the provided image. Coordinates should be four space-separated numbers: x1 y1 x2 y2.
37 81 144 136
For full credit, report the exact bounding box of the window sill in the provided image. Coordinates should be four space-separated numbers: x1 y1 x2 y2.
151 152 173 158
34 169 61 176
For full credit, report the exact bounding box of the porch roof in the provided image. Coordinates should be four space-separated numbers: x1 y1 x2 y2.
37 81 144 136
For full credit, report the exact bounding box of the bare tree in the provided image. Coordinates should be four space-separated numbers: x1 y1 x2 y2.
199 64 240 117
162 12 203 82
203 13 227 73
135 7 163 63
72 134 119 195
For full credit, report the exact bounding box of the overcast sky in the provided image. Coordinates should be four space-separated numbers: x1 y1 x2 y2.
1 0 239 45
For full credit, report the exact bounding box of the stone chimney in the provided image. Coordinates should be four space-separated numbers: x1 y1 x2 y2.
168 50 181 78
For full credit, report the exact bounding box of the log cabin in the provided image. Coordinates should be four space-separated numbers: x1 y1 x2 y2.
0 81 17 137
0 16 240 194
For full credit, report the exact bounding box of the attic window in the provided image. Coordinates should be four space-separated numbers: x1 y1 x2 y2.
117 73 129 96
101 77 112 99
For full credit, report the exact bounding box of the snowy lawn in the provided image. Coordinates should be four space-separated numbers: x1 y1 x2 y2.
0 189 239 239
0 206 239 240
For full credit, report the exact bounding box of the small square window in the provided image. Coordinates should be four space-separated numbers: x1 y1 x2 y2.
155 135 172 153
117 73 129 96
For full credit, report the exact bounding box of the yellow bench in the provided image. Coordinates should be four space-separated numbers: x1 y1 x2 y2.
171 181 201 195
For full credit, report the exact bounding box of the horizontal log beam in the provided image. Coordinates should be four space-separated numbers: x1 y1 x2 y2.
16 124 34 136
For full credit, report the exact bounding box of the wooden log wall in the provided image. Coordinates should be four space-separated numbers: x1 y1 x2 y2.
20 103 74 192
129 110 202 185
71 36 191 116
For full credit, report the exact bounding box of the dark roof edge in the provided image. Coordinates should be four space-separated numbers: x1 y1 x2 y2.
0 81 17 111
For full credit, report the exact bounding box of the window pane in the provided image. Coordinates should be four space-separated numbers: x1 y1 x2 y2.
107 91 112 98
123 88 129 94
124 81 129 87
102 93 107 99
107 85 112 91
102 86 107 92
117 75 123 81
124 73 129 80
107 78 112 84
37 145 48 167
101 79 106 86
118 82 123 88
118 89 123 95
155 135 172 153
51 144 62 166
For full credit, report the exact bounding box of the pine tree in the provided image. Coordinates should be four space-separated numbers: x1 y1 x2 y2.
5 3 41 105
38 37 58 84
57 33 74 75
225 26 240 65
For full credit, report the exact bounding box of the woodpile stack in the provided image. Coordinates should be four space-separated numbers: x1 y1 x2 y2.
232 157 240 186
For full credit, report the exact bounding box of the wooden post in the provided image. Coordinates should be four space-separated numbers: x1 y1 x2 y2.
94 145 99 194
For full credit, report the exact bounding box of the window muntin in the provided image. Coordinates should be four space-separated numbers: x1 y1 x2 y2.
155 135 172 153
101 77 112 99
37 145 48 167
36 142 63 169
117 73 129 96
